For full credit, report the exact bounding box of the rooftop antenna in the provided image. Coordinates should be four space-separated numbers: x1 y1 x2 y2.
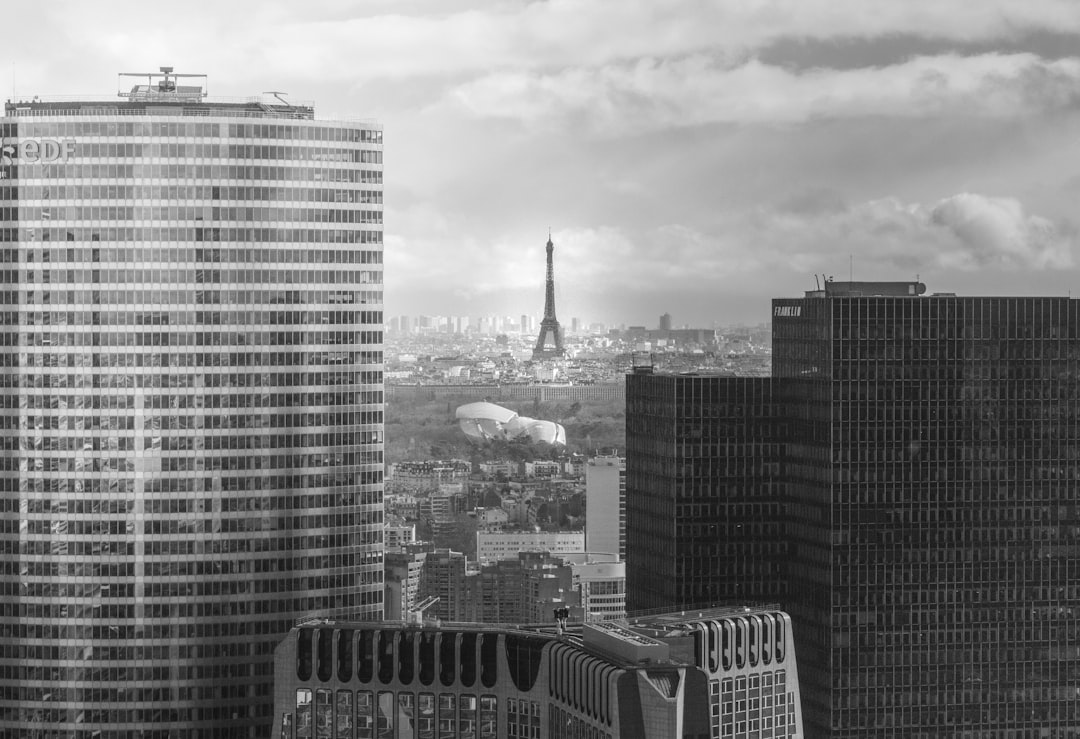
814 274 821 290
849 254 853 282
264 91 292 107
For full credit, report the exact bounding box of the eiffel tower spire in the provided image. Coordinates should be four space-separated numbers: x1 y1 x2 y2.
532 231 565 360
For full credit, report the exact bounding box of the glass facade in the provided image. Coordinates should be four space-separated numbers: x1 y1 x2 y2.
776 295 1080 737
0 98 384 737
625 374 787 611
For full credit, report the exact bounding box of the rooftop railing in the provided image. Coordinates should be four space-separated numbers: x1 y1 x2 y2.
4 96 380 125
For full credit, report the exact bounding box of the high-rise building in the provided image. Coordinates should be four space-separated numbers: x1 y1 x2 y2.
273 605 804 739
584 454 625 560
625 375 785 611
627 280 1080 738
0 70 384 737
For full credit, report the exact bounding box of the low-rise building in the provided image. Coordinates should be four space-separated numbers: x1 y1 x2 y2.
384 521 417 550
473 507 509 530
272 606 804 739
523 460 562 478
475 531 585 564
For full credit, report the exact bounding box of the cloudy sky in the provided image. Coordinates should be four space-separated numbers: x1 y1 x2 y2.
14 0 1080 325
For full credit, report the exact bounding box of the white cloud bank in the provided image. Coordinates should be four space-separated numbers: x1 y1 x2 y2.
448 53 1080 134
47 0 1080 92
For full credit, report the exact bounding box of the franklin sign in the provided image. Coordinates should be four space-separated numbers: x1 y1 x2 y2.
774 305 802 318
1 139 76 166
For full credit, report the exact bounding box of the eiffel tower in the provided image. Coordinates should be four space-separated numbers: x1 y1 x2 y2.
531 232 565 360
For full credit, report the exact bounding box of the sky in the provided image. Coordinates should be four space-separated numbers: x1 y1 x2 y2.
12 0 1080 326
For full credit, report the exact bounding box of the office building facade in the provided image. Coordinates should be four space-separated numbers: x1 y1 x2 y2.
625 374 785 611
418 549 470 622
584 454 625 560
0 73 384 737
774 285 1080 737
626 281 1080 737
272 606 803 739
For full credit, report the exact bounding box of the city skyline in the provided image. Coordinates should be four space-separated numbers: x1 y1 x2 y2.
5 1 1080 325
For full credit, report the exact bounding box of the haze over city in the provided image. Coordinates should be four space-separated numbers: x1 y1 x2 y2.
8 0 1080 324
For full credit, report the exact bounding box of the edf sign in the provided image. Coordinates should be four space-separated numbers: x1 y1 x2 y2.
1 139 76 165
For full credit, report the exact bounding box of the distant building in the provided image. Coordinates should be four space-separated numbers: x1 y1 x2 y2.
465 549 622 626
585 455 626 561
479 460 516 478
384 544 433 621
475 531 585 563
523 460 562 478
563 454 588 477
456 401 566 446
624 326 719 346
659 312 673 331
390 460 471 487
384 492 421 519
474 507 510 530
418 549 470 622
570 555 627 622
384 521 417 549
517 551 584 624
272 606 804 739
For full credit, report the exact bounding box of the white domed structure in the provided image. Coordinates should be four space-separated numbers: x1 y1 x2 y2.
456 401 566 447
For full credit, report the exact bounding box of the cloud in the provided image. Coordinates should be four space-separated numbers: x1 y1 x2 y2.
387 192 1073 316
448 53 1080 134
30 0 1080 94
928 193 1068 268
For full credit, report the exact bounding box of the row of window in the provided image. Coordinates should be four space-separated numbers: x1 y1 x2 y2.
14 163 383 183
7 205 384 224
0 226 384 244
2 183 383 203
287 689 496 739
8 119 382 143
22 141 383 163
13 390 383 408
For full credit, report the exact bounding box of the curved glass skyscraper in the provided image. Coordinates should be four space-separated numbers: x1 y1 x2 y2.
0 72 384 737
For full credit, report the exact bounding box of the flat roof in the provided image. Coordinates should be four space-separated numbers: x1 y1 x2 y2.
5 97 317 121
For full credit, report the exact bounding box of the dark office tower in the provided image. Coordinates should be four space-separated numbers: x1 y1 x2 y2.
625 371 786 611
531 233 564 359
629 280 1080 738
0 70 385 738
773 282 1080 737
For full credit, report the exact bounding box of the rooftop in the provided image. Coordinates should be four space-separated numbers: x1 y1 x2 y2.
804 280 927 298
2 67 360 122
295 602 785 669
